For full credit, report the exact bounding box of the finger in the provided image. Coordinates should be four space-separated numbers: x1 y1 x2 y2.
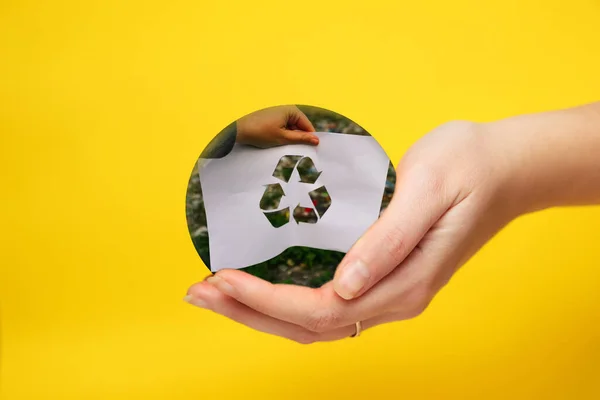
328 200 479 324
281 129 319 145
185 280 357 344
332 165 453 300
288 107 316 132
187 280 407 342
204 269 362 332
202 269 422 333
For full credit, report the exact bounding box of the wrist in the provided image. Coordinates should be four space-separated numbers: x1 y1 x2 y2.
484 103 600 217
482 117 542 218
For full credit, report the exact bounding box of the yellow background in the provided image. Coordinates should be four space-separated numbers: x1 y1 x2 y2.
1 0 600 399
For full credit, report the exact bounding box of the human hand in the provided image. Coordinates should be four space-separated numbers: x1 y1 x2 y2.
185 120 520 341
235 105 318 148
186 104 600 343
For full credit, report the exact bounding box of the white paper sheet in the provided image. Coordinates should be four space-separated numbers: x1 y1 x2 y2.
198 132 391 271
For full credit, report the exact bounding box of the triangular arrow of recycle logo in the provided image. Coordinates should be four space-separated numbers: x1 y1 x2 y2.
259 155 332 228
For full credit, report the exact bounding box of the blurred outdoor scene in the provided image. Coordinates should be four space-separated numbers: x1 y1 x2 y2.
186 105 396 288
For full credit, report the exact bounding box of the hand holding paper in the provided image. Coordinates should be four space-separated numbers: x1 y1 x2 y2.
188 102 600 343
236 105 319 148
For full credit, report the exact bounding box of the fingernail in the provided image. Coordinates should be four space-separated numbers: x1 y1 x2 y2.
335 259 370 300
206 275 236 297
183 294 208 309
310 137 319 145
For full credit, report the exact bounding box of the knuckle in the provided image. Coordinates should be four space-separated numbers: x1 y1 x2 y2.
406 285 431 318
401 160 446 197
426 170 446 197
381 225 408 265
406 300 428 319
413 165 445 198
304 308 343 333
397 282 433 319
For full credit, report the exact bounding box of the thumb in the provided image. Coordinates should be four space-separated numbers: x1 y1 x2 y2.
281 129 320 145
332 167 451 300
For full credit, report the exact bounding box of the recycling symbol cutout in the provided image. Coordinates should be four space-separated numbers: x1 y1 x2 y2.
259 155 332 228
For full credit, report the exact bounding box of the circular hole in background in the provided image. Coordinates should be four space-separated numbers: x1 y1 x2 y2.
185 105 396 288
